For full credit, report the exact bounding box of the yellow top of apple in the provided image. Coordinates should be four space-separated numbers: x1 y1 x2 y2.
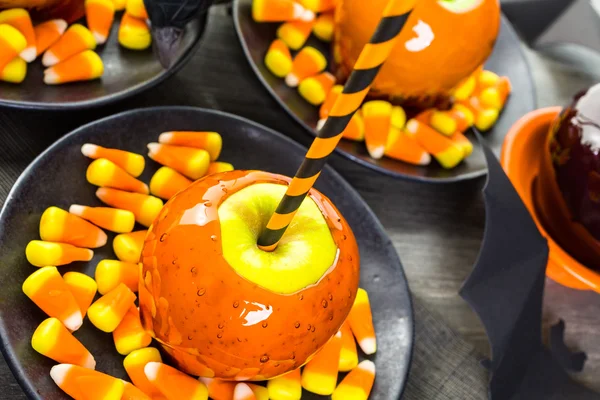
218 183 337 294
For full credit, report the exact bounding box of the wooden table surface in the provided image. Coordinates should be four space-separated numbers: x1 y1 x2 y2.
1 5 600 398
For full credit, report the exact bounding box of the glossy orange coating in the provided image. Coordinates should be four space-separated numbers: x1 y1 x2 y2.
501 107 600 293
333 0 500 106
139 170 360 379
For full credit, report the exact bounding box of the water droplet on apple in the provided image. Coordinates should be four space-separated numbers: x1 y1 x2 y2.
197 288 206 296
262 321 268 328
188 335 193 340
274 362 280 367
160 233 167 242
237 337 243 342
311 326 316 332
233 301 239 308
191 267 198 276
218 322 224 329
217 332 223 339
210 235 217 241
343 235 347 240
291 353 296 360
260 355 269 363
321 300 328 308
307 324 312 331
328 312 334 321
348 255 353 261
298 294 304 301
294 322 300 328
328 294 333 301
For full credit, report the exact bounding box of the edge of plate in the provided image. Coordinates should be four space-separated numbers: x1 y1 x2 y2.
0 105 415 400
231 0 537 183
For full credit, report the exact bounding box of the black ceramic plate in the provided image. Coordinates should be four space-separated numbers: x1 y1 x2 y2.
0 14 207 110
0 107 413 399
233 0 537 182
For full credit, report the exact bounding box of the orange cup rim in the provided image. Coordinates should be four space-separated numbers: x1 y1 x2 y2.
501 107 600 293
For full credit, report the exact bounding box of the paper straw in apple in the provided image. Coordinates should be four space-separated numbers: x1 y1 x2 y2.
258 0 416 251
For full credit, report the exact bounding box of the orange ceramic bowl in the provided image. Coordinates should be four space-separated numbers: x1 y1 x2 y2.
501 107 600 292
333 0 500 106
138 170 360 379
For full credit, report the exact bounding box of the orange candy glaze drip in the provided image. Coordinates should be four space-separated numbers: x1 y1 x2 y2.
333 0 500 106
139 170 360 380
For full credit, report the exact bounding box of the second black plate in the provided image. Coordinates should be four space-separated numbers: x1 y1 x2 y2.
233 0 536 182
0 106 413 399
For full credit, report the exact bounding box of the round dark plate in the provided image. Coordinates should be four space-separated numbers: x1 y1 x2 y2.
233 0 537 182
0 107 414 399
0 14 207 110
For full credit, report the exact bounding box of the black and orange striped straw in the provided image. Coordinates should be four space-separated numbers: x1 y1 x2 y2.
258 0 416 251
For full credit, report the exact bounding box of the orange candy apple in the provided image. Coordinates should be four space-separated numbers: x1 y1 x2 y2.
333 0 500 107
139 170 360 380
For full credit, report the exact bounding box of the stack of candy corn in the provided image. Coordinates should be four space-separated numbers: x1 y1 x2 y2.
19 129 380 399
252 0 512 169
0 0 151 85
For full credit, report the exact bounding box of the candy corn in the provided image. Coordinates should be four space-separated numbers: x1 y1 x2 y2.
475 108 499 132
267 368 301 400
339 322 358 372
86 0 115 44
347 288 376 355
158 131 222 161
32 318 95 368
50 364 125 400
69 205 136 233
119 13 151 50
40 206 107 248
252 0 314 22
298 71 335 106
42 24 96 66
452 104 474 130
113 230 147 263
248 384 269 400
300 0 337 12
124 347 163 397
26 240 93 267
147 143 210 180
301 331 342 395
63 271 97 316
96 188 163 227
122 381 152 400
478 70 500 87
234 383 256 400
405 119 463 169
126 0 149 19
430 110 457 136
341 113 366 141
198 377 235 400
34 19 67 56
207 161 234 175
112 0 127 10
1 57 26 83
95 259 139 294
150 166 192 200
0 9 36 62
144 361 209 400
319 84 342 120
452 74 476 101
88 282 136 332
22 267 83 331
44 50 104 84
313 12 334 42
391 106 406 130
362 100 392 159
113 306 152 355
0 24 26 70
265 39 292 78
285 46 326 87
479 76 511 110
450 131 474 158
87 158 149 194
385 126 430 166
277 20 313 50
331 360 376 400
81 144 145 177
